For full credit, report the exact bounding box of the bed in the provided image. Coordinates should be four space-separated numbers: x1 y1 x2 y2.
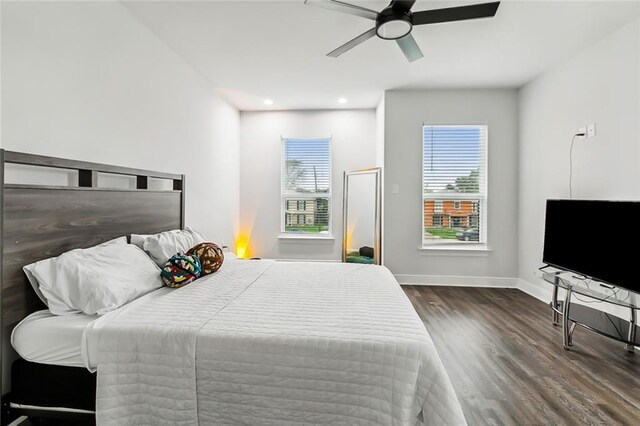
1 150 466 425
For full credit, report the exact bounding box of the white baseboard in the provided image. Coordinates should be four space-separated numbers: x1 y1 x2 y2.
516 278 553 302
395 274 518 288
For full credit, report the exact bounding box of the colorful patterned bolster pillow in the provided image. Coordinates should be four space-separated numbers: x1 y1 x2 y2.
187 242 224 276
161 253 202 288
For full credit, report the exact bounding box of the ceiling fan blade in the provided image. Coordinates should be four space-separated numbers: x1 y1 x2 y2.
304 0 378 20
327 28 377 57
390 1 417 12
396 34 424 62
412 2 500 26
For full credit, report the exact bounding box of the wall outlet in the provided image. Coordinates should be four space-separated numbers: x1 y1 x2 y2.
578 127 586 139
587 123 596 138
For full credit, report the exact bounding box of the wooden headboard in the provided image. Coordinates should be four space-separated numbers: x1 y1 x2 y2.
0 150 185 326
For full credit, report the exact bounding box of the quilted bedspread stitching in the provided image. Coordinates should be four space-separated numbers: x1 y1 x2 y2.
94 261 466 426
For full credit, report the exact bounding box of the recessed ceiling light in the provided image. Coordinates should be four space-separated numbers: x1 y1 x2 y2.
338 98 348 104
263 99 274 106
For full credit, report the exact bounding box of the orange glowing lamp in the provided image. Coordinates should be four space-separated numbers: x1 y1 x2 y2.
235 236 249 259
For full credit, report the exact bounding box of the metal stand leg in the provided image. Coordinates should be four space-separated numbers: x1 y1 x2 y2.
552 279 560 326
563 288 573 350
626 307 636 353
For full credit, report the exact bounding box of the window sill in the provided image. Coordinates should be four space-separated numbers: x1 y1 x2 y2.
418 244 492 256
278 234 335 242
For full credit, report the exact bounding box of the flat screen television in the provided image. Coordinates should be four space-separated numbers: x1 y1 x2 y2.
543 199 639 293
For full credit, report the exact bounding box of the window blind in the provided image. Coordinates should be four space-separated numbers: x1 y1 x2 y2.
281 138 331 235
422 125 487 245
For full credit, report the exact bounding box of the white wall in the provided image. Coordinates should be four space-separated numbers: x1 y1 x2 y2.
1 1 240 246
375 95 385 168
518 19 640 304
383 89 519 282
239 109 376 260
1 1 240 393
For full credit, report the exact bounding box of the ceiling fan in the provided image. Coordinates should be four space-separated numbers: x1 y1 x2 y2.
305 0 500 62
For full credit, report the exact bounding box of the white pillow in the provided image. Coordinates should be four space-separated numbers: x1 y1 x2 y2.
132 227 207 267
24 237 127 307
129 234 150 249
24 241 162 316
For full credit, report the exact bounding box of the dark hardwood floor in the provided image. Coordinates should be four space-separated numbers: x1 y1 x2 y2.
403 286 640 425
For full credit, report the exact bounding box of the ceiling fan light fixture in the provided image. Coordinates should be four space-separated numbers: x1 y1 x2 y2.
376 7 412 40
376 19 412 40
376 19 411 40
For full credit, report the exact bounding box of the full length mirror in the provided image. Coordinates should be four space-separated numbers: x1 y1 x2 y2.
342 168 382 265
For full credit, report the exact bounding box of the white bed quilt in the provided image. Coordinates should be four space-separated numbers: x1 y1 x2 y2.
91 260 466 425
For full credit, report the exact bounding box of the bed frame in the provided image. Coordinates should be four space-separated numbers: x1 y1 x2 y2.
0 150 186 424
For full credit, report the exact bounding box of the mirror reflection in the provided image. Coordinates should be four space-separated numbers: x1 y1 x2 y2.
342 168 382 265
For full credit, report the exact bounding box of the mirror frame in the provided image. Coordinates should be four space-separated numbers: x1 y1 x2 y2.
342 167 382 265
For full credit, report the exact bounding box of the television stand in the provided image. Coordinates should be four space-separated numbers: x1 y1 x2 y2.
538 267 640 352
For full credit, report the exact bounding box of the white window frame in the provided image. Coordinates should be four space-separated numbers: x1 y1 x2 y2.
280 138 332 238
421 124 488 249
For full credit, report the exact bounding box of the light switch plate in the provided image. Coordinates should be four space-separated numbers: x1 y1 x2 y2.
392 184 400 194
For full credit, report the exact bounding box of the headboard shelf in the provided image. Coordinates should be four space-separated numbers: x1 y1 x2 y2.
4 184 182 193
3 150 183 181
1 149 186 326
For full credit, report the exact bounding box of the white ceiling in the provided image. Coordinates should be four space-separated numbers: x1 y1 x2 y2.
122 0 640 110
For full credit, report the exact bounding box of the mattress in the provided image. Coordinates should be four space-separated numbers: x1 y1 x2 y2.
11 310 98 368
89 260 466 425
11 288 171 370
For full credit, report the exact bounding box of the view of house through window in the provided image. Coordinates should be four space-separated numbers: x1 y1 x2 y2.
422 125 487 245
282 138 331 234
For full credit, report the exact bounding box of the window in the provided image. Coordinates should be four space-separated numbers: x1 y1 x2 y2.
282 138 331 235
422 125 487 246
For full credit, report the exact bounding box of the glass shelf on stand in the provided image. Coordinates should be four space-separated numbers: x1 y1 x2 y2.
536 266 639 352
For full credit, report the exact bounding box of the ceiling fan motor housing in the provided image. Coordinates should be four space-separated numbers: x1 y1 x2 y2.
376 7 413 40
